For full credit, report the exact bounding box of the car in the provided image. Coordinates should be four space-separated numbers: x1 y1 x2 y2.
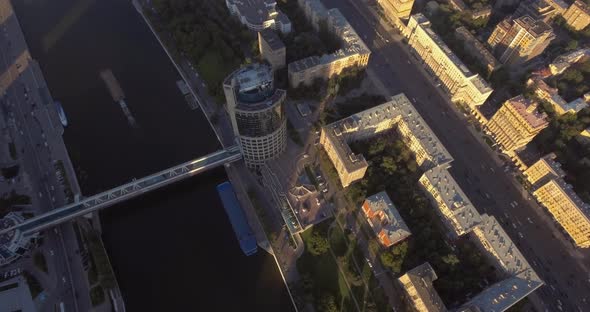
49 250 54 256
518 232 524 239
315 198 320 206
62 276 66 284
322 188 328 193
366 258 373 268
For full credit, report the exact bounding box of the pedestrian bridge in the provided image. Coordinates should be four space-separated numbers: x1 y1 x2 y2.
0 145 242 236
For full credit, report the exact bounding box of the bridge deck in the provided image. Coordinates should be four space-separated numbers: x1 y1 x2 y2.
0 145 242 236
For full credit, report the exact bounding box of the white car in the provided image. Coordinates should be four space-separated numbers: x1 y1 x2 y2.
366 258 373 268
49 250 54 256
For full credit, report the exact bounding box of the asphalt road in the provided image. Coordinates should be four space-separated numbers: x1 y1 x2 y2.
0 4 91 311
320 0 590 311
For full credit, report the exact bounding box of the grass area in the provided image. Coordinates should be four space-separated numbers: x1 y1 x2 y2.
196 51 239 103
296 220 356 312
33 251 48 273
23 271 42 299
90 285 106 306
318 150 341 190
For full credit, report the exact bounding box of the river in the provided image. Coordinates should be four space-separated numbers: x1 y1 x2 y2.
12 0 293 310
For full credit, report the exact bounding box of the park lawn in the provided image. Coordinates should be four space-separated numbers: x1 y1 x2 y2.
298 222 356 312
196 51 239 102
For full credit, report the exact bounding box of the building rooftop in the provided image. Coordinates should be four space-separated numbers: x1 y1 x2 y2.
259 29 285 51
545 179 590 219
514 15 553 38
536 153 565 177
227 0 289 27
400 262 448 312
393 95 454 167
327 9 370 57
412 14 492 93
363 191 412 245
564 98 588 113
505 95 548 129
466 214 544 312
421 165 482 235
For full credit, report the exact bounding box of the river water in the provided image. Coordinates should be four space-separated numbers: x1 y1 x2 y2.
13 0 293 310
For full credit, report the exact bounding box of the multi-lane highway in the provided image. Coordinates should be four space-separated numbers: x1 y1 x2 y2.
320 0 590 311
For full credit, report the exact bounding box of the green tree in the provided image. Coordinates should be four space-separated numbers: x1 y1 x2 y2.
565 39 579 51
308 230 330 256
381 156 398 174
442 253 460 266
318 294 338 312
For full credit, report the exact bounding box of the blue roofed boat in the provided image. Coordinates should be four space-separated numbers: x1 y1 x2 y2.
216 181 257 256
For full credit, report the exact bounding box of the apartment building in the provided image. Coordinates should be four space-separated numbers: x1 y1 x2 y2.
485 95 548 154
515 0 564 22
523 153 565 188
563 0 590 30
549 47 590 75
419 165 482 237
362 192 411 247
225 0 291 34
455 27 501 74
258 29 286 71
526 77 588 115
320 94 452 187
533 179 590 248
398 263 448 312
406 14 493 108
288 3 370 88
377 0 416 25
488 15 555 66
466 214 544 311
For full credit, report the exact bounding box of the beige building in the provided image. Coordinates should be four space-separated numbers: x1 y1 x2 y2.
485 95 548 154
563 0 590 30
258 29 286 71
288 3 370 88
320 93 452 187
398 263 447 312
419 165 482 237
523 153 565 188
488 15 555 66
533 179 590 248
406 14 493 109
377 0 416 24
455 27 501 74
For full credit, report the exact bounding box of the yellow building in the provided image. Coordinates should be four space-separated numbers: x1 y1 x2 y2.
563 0 590 31
488 15 555 66
398 263 447 312
533 179 590 248
321 94 452 188
523 153 565 188
377 0 415 24
406 14 493 109
485 95 548 154
258 29 286 71
288 6 370 88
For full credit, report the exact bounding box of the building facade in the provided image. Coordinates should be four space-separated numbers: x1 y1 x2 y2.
523 153 565 188
488 15 555 66
320 94 452 187
406 14 493 108
563 0 590 31
419 165 482 237
223 63 287 168
377 0 416 24
258 29 286 71
398 263 448 312
288 5 370 88
533 179 590 248
455 27 501 74
515 0 563 22
362 192 411 247
225 0 292 34
485 95 548 153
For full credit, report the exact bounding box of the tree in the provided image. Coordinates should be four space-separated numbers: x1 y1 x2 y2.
380 156 398 174
318 294 338 312
442 253 460 266
566 40 579 51
308 230 329 256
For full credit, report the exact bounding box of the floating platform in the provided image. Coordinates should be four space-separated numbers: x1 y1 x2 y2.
216 181 257 256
